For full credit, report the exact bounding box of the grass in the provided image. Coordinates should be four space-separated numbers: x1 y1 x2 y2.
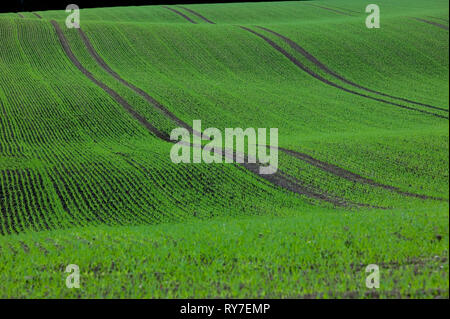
1 206 448 298
0 0 448 298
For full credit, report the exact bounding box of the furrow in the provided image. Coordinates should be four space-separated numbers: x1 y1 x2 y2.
50 21 369 208
278 146 448 202
77 27 205 139
51 20 171 142
177 6 216 24
413 17 449 31
239 26 448 120
304 3 354 16
256 26 447 112
162 6 198 24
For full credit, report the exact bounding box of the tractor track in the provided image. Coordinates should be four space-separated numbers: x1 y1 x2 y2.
277 146 448 202
183 141 368 208
256 26 448 112
51 20 171 142
32 12 42 19
413 17 449 31
177 6 216 24
324 5 360 15
303 3 354 16
77 27 205 139
51 20 358 208
162 6 197 24
16 13 24 18
163 7 447 118
427 16 449 23
239 26 448 120
133 8 444 203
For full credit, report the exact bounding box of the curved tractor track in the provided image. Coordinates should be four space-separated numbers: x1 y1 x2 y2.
77 27 205 139
256 26 447 112
51 21 171 142
277 147 448 202
162 6 197 24
153 7 447 203
426 16 449 23
177 6 216 24
239 26 448 120
51 20 360 209
324 5 361 15
304 3 354 16
162 6 447 119
413 17 449 31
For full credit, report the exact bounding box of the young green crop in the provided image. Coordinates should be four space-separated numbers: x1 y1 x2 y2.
0 207 448 298
0 0 448 298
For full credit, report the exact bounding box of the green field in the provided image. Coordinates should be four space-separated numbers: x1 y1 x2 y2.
0 0 448 298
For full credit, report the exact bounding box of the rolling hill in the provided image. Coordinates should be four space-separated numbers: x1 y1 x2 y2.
0 0 448 298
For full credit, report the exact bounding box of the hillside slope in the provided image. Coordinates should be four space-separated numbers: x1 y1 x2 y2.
0 0 448 298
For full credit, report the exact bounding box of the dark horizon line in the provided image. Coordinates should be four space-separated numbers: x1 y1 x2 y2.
0 0 310 14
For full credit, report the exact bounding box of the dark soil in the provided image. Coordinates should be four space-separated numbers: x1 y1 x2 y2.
177 6 216 24
239 26 448 120
304 3 354 16
257 26 448 112
278 146 448 201
51 20 355 207
413 17 449 31
77 28 206 139
51 20 171 142
162 6 197 24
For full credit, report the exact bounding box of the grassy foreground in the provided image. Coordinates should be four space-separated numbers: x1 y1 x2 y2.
1 206 448 298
